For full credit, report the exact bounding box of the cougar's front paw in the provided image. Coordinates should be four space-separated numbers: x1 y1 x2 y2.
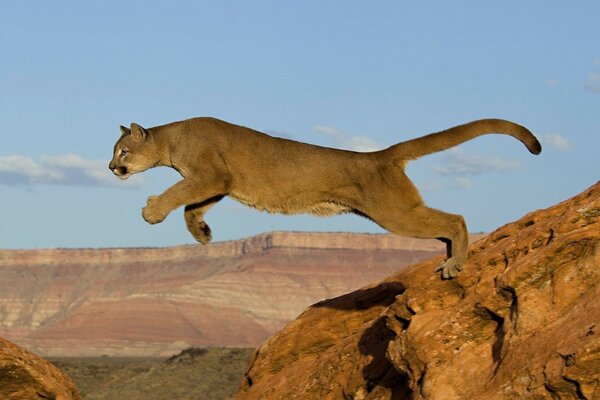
142 195 167 224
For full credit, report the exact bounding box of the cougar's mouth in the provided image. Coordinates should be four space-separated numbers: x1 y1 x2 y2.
111 166 130 180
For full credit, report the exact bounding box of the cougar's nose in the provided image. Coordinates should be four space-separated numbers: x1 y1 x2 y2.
108 161 115 171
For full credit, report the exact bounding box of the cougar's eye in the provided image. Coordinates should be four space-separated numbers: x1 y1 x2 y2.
120 149 128 157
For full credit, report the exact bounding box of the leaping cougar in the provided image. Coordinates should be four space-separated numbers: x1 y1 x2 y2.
109 117 541 278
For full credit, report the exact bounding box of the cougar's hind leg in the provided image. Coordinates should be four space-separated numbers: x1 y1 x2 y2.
184 195 224 244
431 210 468 279
369 205 469 278
362 165 468 278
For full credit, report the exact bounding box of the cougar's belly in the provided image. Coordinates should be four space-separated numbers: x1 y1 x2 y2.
228 191 350 216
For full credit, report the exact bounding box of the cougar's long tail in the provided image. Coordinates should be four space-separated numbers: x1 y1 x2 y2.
386 119 541 162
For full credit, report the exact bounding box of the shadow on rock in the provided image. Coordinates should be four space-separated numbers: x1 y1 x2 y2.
358 317 412 399
314 281 405 310
315 281 412 398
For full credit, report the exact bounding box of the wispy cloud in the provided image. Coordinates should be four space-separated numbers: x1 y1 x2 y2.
421 149 520 191
314 126 383 152
432 148 520 176
585 73 600 93
542 133 570 150
420 177 473 192
265 130 295 140
0 154 143 187
453 176 473 189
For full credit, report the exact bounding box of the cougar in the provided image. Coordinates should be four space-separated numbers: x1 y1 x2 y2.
109 117 541 278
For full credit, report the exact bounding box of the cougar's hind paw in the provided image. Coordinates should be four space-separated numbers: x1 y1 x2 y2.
184 209 212 244
190 221 212 244
435 259 463 279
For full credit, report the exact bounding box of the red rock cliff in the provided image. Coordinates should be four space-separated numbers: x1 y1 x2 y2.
236 181 600 400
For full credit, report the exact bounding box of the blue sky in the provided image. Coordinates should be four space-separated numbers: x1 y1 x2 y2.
1 1 598 248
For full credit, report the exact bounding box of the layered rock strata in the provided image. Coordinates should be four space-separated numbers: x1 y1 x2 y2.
0 232 468 356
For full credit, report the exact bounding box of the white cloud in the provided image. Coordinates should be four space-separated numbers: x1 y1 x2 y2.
420 177 473 192
543 133 570 150
0 154 143 187
314 125 383 152
454 176 473 189
585 73 600 93
425 149 521 190
265 130 295 140
420 181 446 192
314 126 339 135
433 148 520 176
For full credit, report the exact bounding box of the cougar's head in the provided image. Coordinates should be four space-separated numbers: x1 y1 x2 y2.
109 123 159 180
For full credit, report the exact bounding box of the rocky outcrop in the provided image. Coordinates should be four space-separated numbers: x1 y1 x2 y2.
236 182 600 400
0 232 479 357
0 336 80 400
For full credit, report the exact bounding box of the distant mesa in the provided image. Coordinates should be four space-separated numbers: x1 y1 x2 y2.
0 231 481 357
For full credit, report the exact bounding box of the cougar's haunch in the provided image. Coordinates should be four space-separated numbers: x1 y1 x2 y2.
109 117 541 278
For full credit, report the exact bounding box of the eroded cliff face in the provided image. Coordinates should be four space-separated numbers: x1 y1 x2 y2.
237 182 600 400
0 232 461 357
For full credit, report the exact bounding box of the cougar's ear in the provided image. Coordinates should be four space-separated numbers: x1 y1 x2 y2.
130 123 149 140
120 125 131 136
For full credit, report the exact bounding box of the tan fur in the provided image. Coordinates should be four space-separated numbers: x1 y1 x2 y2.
109 117 541 278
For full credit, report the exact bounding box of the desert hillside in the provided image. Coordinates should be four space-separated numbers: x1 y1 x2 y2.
237 181 600 400
0 231 481 357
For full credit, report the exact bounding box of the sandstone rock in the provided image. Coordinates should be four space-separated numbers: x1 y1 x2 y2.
0 335 80 400
236 181 600 400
